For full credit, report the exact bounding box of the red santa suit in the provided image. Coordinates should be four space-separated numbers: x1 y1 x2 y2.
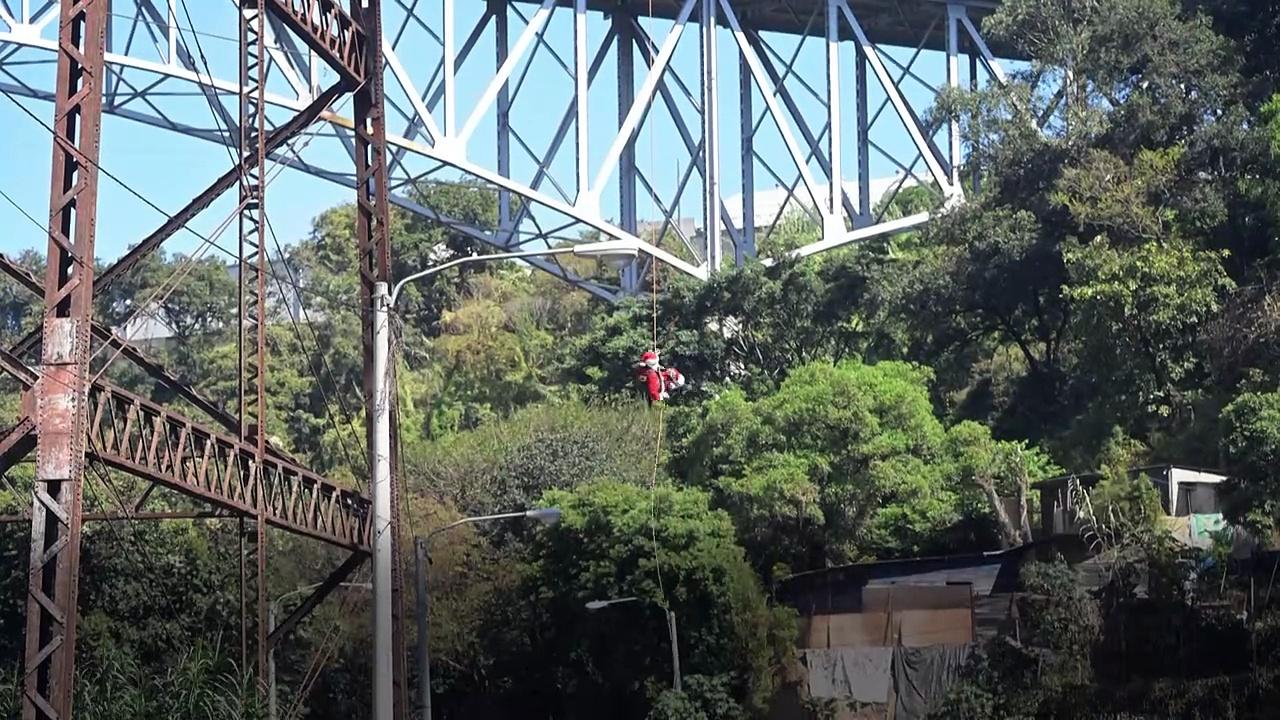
661 367 685 393
636 351 685 405
637 351 665 405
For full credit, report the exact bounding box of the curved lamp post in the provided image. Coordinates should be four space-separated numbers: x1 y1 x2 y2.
585 596 681 691
416 507 562 720
369 239 637 720
269 582 371 720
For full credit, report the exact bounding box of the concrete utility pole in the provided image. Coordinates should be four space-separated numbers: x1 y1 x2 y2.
372 283 396 720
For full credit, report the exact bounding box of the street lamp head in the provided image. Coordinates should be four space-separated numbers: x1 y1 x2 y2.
571 239 641 269
584 596 640 611
525 507 563 526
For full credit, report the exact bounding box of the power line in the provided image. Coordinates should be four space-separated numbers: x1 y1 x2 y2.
1 86 617 252
0 80 377 327
0 187 45 235
107 9 327 56
263 214 368 492
175 0 242 171
0 85 242 267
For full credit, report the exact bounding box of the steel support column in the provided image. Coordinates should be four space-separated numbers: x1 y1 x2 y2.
574 0 589 202
855 43 870 221
493 0 511 234
22 2 108 718
945 3 961 189
968 35 981 193
700 0 721 271
738 51 754 261
237 0 270 696
239 515 267 696
825 0 843 237
616 9 638 291
443 0 456 138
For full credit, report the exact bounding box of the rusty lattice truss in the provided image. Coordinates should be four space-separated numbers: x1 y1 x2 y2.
0 0 406 718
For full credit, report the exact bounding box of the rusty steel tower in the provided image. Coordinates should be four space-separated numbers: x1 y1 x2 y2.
0 0 407 718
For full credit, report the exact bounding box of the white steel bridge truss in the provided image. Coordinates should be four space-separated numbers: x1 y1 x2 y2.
0 0 1010 299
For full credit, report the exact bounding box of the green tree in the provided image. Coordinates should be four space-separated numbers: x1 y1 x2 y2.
945 421 1060 548
411 400 662 519
1220 391 1280 537
409 270 558 437
0 250 41 346
1063 238 1233 422
482 480 793 720
561 255 886 400
681 360 960 572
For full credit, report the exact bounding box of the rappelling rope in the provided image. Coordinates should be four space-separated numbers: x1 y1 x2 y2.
645 0 668 608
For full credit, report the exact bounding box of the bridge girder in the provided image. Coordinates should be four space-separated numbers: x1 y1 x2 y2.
0 0 1011 296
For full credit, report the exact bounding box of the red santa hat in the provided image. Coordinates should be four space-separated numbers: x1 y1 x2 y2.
641 350 659 368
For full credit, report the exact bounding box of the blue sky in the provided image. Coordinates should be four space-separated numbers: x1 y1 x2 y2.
0 0 971 266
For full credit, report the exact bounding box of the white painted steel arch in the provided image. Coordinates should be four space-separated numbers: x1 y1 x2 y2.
0 0 1010 297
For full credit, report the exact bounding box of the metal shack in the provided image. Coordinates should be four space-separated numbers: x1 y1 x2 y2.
771 546 1028 719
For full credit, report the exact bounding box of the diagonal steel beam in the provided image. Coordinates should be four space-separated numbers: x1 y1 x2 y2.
746 28 860 228
266 551 367 648
0 416 35 476
261 0 367 87
0 253 241 440
90 81 346 296
630 18 742 251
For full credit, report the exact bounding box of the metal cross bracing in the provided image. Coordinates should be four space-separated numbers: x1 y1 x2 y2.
0 0 412 718
1 0 1015 299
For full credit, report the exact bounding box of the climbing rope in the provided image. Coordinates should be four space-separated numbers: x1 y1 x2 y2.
645 0 668 607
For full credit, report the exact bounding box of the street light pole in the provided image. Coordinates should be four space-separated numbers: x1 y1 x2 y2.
666 610 681 693
372 282 395 720
414 537 430 720
269 582 372 720
374 239 638 720
585 597 682 691
416 508 563 720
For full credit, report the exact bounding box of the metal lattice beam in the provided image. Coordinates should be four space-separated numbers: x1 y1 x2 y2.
86 380 371 549
22 2 109 718
262 0 368 86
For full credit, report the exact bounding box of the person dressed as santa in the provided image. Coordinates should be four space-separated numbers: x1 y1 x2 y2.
635 350 686 405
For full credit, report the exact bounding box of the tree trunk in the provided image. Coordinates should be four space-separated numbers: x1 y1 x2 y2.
979 476 1021 549
1016 468 1033 544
